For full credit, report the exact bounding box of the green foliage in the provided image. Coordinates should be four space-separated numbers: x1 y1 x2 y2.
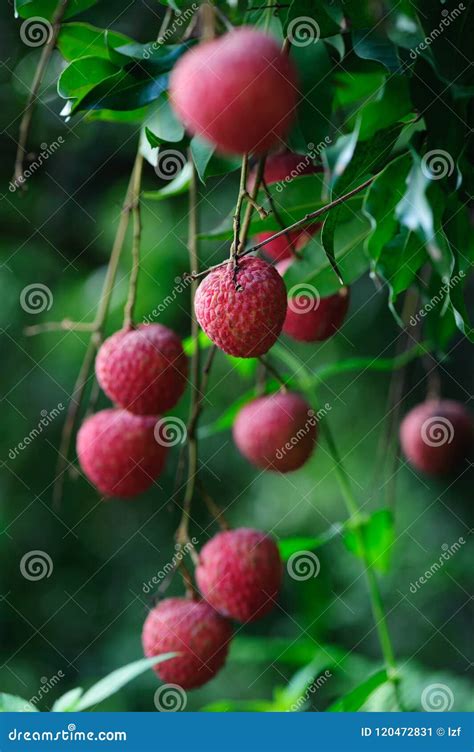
344 509 395 574
0 693 38 712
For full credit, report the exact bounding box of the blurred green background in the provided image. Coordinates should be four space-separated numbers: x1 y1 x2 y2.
1 2 473 712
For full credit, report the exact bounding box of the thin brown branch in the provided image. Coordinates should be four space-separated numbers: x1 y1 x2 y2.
13 0 69 188
238 155 267 252
190 173 377 281
52 153 139 506
231 154 250 263
123 152 144 329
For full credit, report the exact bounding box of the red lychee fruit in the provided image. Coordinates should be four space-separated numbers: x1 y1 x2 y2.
76 409 167 498
233 391 317 472
194 256 287 358
95 324 188 415
278 260 350 341
196 528 283 623
248 153 323 261
169 28 298 155
400 399 473 476
142 598 232 689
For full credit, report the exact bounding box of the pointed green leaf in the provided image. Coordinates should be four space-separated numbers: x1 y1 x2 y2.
0 693 39 712
51 687 84 712
328 669 388 711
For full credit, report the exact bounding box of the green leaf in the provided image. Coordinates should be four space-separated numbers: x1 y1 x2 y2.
363 152 412 268
110 41 195 72
144 97 185 144
0 693 39 712
51 687 84 712
352 29 401 73
58 56 119 101
344 509 395 574
75 653 177 711
143 161 192 201
15 0 97 21
190 136 215 183
277 655 335 711
313 343 431 382
70 70 169 113
328 669 389 711
287 41 333 152
278 525 343 561
321 123 404 286
57 22 133 62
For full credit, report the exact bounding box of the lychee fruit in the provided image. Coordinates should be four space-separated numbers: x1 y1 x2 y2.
95 324 188 415
400 399 473 476
194 256 287 357
248 153 323 261
233 391 317 472
76 409 167 498
142 598 232 689
278 262 350 342
169 28 298 155
196 528 282 623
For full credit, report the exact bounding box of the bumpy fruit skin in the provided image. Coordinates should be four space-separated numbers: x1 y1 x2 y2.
77 409 167 498
196 528 283 623
400 400 473 476
142 598 232 689
248 154 323 261
95 324 188 415
233 392 317 472
169 28 298 155
194 257 287 357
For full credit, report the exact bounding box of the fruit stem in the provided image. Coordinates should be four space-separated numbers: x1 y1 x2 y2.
52 149 141 506
257 356 288 391
12 0 69 189
123 152 144 329
190 173 378 281
271 346 402 704
231 154 250 267
261 178 301 258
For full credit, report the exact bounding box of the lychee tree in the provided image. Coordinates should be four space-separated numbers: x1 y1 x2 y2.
6 0 473 712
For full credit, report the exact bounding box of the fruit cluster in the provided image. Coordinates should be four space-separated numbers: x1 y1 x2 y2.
74 27 472 694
